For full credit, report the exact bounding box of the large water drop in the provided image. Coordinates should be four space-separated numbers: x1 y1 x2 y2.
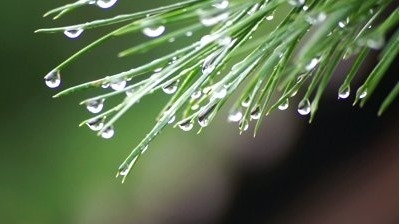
96 0 118 9
142 25 165 38
64 28 84 39
44 70 61 88
101 126 114 139
86 99 105 114
297 99 311 115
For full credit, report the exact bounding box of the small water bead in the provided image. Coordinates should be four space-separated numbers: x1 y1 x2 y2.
239 119 249 131
228 110 242 122
198 105 216 127
297 99 311 115
141 145 149 155
366 35 385 50
117 155 138 181
168 37 175 43
168 115 176 124
338 17 350 28
64 28 84 39
212 87 227 99
212 0 229 9
198 9 229 27
191 90 202 99
200 34 218 47
110 79 126 91
288 0 305 7
278 98 289 110
125 89 134 97
178 119 194 131
185 31 193 37
218 36 232 46
142 25 165 38
266 15 274 21
202 86 213 95
86 99 105 114
86 117 105 131
338 86 350 99
101 82 110 88
241 97 251 108
101 126 114 139
44 70 61 88
250 106 261 120
191 104 200 111
202 51 220 74
302 5 309 11
305 57 320 71
96 0 118 9
162 80 179 94
358 88 368 99
306 12 327 25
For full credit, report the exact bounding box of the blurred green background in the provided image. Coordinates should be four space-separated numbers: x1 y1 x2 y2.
0 1 398 224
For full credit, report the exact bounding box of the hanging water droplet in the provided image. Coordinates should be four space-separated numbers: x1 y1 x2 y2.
338 17 349 28
305 57 320 71
110 79 127 91
191 90 202 99
168 115 175 124
213 0 229 9
198 8 229 27
338 86 350 99
287 0 305 7
358 88 368 99
198 104 216 127
101 82 110 88
297 99 311 115
101 126 114 139
202 86 213 95
366 35 385 50
228 110 242 122
239 119 249 131
278 98 289 110
142 25 165 38
202 51 221 74
117 155 138 182
162 80 179 94
213 86 227 99
250 106 261 120
306 12 327 25
64 28 84 39
86 117 105 131
86 99 105 114
241 97 251 108
178 119 194 131
96 0 118 9
44 70 61 88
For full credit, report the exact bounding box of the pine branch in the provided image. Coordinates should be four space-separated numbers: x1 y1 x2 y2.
37 0 399 182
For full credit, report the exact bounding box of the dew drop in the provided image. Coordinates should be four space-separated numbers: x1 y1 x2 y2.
125 89 134 97
297 99 311 115
185 31 193 37
213 0 229 9
228 110 242 122
287 0 305 7
142 25 165 38
241 97 251 108
213 86 227 99
117 155 138 182
218 36 232 46
202 51 221 74
64 28 84 39
191 104 200 110
266 15 274 21
305 57 320 71
278 98 289 110
338 17 349 28
86 117 105 131
338 86 350 99
198 9 229 27
191 90 202 99
141 145 149 155
86 99 105 114
306 12 327 25
44 70 61 88
358 88 368 99
162 80 179 94
250 106 261 120
96 0 118 9
198 105 216 127
101 82 110 89
101 126 114 139
110 79 127 91
168 115 175 124
366 35 385 50
239 119 249 131
178 119 194 131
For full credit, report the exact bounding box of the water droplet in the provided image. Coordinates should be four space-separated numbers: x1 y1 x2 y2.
241 97 251 108
141 145 149 154
302 5 309 11
198 104 216 127
86 99 105 114
96 0 118 9
366 35 385 50
178 119 194 131
125 88 134 97
117 155 138 182
306 12 327 25
287 0 305 7
110 79 127 91
168 115 175 124
266 15 274 21
185 31 193 37
162 80 179 94
191 104 200 110
212 86 227 99
202 51 221 74
44 70 61 88
278 98 289 110
86 117 105 131
228 110 242 122
101 126 114 139
142 25 165 38
297 99 311 115
198 9 229 27
338 86 350 99
239 119 249 131
218 36 232 46
64 28 84 39
250 106 261 120
191 90 202 99
338 17 349 28
168 37 175 43
101 82 110 88
305 57 320 71
358 88 367 99
213 0 229 9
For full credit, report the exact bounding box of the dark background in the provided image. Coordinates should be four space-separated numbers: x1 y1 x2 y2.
0 1 397 223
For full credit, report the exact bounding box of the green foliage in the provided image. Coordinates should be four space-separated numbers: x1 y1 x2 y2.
37 0 398 182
